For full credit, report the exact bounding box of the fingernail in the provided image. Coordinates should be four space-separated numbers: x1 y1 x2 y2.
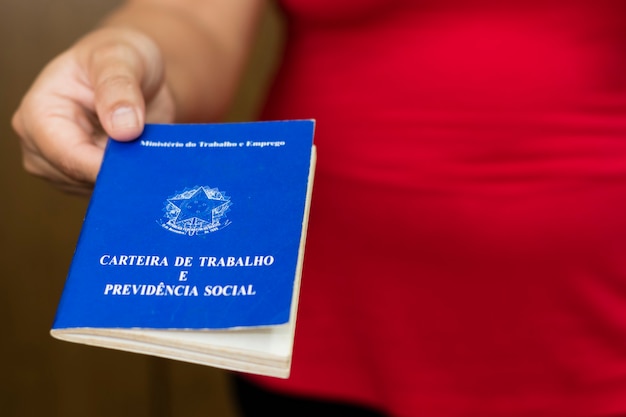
111 106 139 130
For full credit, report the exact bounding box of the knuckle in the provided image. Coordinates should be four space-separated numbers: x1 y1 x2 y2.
21 155 41 177
97 73 136 93
56 156 86 183
92 41 138 67
11 111 23 135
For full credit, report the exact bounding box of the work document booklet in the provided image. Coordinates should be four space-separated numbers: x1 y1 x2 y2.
50 120 317 378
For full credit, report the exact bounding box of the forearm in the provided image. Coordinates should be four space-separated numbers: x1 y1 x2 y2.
100 0 267 122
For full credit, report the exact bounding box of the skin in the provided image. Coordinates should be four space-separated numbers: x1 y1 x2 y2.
11 0 266 195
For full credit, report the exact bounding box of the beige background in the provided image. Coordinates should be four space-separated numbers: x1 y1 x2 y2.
0 1 283 416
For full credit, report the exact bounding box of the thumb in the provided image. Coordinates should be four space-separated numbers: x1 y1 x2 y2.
79 28 165 141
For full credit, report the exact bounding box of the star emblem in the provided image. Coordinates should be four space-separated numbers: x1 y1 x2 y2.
169 188 228 224
161 185 232 235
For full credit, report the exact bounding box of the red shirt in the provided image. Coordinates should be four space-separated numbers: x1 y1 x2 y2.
248 1 626 416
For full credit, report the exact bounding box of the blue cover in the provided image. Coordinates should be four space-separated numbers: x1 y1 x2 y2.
52 120 315 330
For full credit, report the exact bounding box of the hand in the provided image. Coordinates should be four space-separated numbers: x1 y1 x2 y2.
11 27 175 195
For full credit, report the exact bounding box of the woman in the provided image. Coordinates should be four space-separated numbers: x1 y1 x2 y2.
13 1 626 416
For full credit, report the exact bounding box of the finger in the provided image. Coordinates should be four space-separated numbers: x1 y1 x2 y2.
81 29 165 142
22 113 107 185
22 150 95 196
11 52 109 189
15 89 107 185
20 147 97 196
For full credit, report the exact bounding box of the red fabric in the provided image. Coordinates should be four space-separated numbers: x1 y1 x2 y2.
246 1 626 416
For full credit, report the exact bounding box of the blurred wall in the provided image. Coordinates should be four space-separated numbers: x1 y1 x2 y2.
0 1 284 416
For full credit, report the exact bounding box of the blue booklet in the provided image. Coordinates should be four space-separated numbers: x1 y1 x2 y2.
50 120 316 378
